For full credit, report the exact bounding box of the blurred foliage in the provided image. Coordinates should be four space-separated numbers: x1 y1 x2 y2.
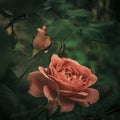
0 0 120 120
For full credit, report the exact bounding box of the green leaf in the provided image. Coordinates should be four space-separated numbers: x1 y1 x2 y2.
66 9 91 18
81 27 104 42
0 84 22 120
86 22 120 44
47 19 76 40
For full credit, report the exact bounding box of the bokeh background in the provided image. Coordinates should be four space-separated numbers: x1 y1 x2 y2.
0 0 120 120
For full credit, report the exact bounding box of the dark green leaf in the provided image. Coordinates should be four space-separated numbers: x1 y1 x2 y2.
0 84 22 120
66 9 91 18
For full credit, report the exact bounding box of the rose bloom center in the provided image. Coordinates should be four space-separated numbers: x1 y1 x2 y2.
53 64 88 85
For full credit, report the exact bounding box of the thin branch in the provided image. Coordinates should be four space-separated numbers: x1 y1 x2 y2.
5 15 26 29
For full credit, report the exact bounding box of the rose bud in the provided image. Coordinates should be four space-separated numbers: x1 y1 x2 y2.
33 26 51 51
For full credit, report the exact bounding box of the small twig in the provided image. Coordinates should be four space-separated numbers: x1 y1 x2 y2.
17 58 33 81
105 106 120 115
5 15 26 29
17 51 40 81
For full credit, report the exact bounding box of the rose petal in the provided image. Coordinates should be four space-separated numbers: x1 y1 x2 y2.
39 66 71 91
85 88 99 104
62 57 81 67
58 98 74 112
68 88 99 105
43 85 74 112
41 25 47 31
43 85 58 114
38 67 50 80
43 85 57 100
38 67 58 90
27 71 45 97
48 54 62 73
27 69 56 97
59 90 88 97
90 74 97 85
51 54 62 63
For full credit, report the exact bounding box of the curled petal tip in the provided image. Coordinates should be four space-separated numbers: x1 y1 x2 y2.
42 25 47 31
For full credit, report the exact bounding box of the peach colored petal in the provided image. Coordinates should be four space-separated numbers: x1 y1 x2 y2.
38 67 59 90
27 71 45 97
41 25 47 31
28 83 43 97
59 90 88 97
48 74 89 92
90 74 97 84
38 67 50 80
48 75 72 90
51 54 62 62
58 98 74 112
27 70 56 97
43 85 74 112
39 66 73 91
62 57 82 67
43 85 58 114
43 85 57 100
68 88 99 104
85 88 99 104
48 54 62 71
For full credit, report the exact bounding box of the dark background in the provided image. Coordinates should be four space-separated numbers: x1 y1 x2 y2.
0 0 120 120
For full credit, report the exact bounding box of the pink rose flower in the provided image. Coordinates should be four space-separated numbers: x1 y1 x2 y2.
27 54 99 113
33 25 51 51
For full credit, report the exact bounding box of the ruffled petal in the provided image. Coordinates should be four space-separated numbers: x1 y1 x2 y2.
51 54 62 63
59 90 88 97
68 88 99 105
62 57 81 67
27 69 56 97
27 71 45 97
43 85 57 100
58 98 74 112
43 85 59 114
39 67 59 90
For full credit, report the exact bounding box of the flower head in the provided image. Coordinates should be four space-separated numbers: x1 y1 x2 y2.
33 25 51 51
28 54 99 114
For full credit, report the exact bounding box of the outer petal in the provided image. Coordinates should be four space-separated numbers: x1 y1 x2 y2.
43 85 57 100
68 88 99 105
62 57 82 67
59 90 88 97
39 66 75 91
50 54 62 63
43 85 74 113
58 98 74 112
28 68 56 97
27 71 45 97
38 67 59 90
90 74 97 85
43 85 58 114
48 54 62 75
